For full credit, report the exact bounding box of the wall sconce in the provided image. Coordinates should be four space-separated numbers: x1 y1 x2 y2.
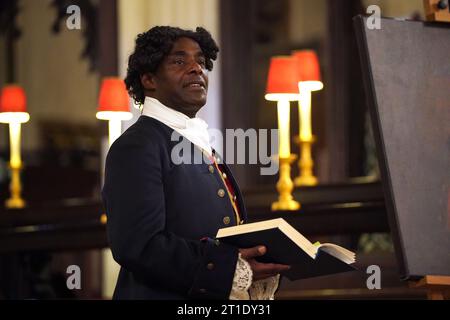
265 56 301 211
96 77 132 147
292 50 323 186
0 85 30 209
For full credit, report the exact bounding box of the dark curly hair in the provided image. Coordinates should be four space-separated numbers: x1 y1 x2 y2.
124 26 219 105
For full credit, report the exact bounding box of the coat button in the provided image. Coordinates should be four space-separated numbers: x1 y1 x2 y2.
222 172 227 179
208 165 214 173
207 263 215 270
217 189 225 198
223 216 231 225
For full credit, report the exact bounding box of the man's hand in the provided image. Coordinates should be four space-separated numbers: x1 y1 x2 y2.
239 246 291 281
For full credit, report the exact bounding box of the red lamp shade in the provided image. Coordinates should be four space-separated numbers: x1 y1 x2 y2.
292 50 321 83
0 85 27 113
265 56 300 95
98 77 130 112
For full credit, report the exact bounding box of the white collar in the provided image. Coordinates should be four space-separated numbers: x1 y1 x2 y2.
141 97 213 156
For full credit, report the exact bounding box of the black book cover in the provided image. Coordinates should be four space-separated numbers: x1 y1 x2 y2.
217 226 356 281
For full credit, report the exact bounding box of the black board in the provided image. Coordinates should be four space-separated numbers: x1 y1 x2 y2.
354 15 450 280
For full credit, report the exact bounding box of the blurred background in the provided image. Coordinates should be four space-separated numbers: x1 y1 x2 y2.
0 0 428 299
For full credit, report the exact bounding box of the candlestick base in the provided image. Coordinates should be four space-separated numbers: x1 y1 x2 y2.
6 197 26 209
294 175 318 186
271 155 300 211
294 137 318 187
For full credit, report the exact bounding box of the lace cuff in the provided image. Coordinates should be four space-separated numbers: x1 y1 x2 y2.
229 254 253 300
229 254 281 300
249 274 280 300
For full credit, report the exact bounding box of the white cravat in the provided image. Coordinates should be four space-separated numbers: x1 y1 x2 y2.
141 97 213 157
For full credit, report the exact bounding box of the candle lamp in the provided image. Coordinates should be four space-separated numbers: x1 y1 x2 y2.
292 50 323 186
0 85 30 209
265 56 301 211
96 77 133 147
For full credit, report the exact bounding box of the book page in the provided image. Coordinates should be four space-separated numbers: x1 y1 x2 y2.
279 220 317 259
216 218 286 238
318 243 356 264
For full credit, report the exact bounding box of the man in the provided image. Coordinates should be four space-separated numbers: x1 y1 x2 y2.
102 26 289 300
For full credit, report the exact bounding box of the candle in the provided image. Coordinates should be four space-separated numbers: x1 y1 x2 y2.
277 99 291 158
108 119 122 147
299 83 313 141
9 121 22 168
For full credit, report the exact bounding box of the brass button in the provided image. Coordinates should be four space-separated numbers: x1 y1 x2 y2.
233 195 237 201
217 189 225 198
199 288 207 294
223 216 231 225
222 172 227 179
208 165 214 173
206 263 214 270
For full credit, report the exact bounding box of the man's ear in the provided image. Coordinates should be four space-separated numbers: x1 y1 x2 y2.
140 73 156 91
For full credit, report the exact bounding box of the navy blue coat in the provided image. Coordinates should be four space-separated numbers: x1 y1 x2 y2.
102 116 247 299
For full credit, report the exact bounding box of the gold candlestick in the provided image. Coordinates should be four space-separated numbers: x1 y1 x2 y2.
6 121 26 209
272 154 300 211
294 86 318 186
294 136 318 186
6 162 26 209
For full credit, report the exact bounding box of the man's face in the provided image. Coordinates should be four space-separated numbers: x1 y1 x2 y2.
145 37 209 118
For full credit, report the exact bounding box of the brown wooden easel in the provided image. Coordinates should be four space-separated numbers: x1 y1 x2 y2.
409 276 450 300
424 0 450 22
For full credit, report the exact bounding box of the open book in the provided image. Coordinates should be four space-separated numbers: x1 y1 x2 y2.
216 218 357 281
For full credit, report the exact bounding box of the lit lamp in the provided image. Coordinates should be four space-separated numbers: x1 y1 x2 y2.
96 77 132 147
265 56 301 211
292 50 323 186
0 85 30 209
96 78 132 299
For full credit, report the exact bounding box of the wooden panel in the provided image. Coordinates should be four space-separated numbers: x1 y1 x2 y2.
0 202 107 253
325 0 366 181
243 181 388 236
